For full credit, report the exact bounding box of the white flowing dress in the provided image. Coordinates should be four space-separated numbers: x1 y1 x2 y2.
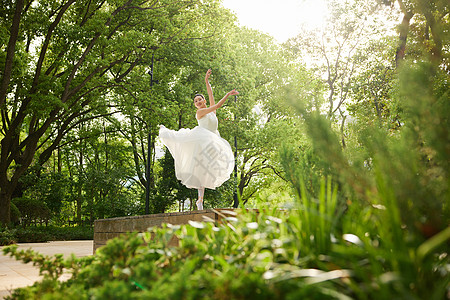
158 112 234 189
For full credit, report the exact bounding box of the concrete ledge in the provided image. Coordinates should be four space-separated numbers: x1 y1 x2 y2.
93 209 234 252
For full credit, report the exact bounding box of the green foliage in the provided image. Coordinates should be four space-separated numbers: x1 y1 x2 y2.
3 195 449 299
0 226 93 246
347 36 400 131
2 208 339 299
280 55 449 295
0 227 17 246
12 197 51 227
13 228 51 244
19 226 93 243
10 202 21 225
289 60 448 232
17 168 70 220
280 143 333 198
1 1 448 297
29 117 145 224
0 0 237 225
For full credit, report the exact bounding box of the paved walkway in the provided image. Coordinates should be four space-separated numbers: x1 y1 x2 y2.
0 240 93 299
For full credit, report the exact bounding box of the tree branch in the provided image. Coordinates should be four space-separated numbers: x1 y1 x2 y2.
0 0 24 107
114 51 146 82
38 112 121 165
395 1 414 68
65 53 128 101
33 0 76 94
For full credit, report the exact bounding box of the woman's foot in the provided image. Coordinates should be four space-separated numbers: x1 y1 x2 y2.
196 198 203 210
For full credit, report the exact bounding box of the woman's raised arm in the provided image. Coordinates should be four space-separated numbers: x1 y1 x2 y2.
196 89 239 119
205 69 215 107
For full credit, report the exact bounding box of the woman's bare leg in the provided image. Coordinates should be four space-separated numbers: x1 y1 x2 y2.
196 188 204 210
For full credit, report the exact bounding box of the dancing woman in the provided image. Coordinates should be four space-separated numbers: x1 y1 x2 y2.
159 69 238 210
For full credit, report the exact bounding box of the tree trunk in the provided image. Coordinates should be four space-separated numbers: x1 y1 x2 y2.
0 0 24 106
129 115 146 186
0 191 12 225
417 0 443 64
373 95 382 122
340 114 347 149
395 10 414 68
76 138 84 223
76 195 82 224
58 145 62 173
0 147 33 225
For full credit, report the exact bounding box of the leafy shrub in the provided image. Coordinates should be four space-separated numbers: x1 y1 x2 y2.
10 203 21 225
14 228 51 243
16 226 93 242
0 226 93 245
12 197 51 226
17 167 69 219
3 197 449 300
0 227 17 246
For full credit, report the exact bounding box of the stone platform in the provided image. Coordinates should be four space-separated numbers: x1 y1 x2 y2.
93 209 234 252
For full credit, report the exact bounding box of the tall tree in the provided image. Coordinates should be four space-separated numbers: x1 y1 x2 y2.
379 0 449 68
347 36 400 131
218 27 315 205
0 0 231 224
283 0 396 147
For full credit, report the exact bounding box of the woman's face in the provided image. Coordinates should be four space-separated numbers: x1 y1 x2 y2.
194 95 206 108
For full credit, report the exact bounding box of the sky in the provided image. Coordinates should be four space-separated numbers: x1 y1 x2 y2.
221 0 329 43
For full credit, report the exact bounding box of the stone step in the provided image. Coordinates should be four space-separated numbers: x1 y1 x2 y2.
93 209 235 252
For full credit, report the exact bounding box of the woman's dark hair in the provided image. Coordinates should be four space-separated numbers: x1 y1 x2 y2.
194 93 205 100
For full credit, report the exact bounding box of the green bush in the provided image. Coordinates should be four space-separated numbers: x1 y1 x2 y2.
12 197 51 226
3 197 449 299
10 203 21 225
0 226 93 245
0 227 17 246
16 226 93 242
14 228 51 243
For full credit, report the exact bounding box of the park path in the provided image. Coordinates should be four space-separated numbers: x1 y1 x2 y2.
0 240 93 299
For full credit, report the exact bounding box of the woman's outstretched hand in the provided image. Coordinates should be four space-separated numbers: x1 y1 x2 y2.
196 88 239 119
228 89 239 96
205 69 212 82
